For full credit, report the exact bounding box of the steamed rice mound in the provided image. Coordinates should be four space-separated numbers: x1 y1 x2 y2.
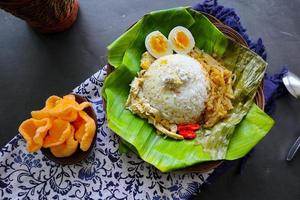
142 54 209 124
126 54 210 139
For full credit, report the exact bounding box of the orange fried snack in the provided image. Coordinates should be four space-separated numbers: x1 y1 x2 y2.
50 127 79 157
18 118 52 152
32 95 92 122
49 94 78 121
74 111 96 151
31 96 61 119
43 119 72 148
50 94 92 121
73 115 85 142
19 94 96 157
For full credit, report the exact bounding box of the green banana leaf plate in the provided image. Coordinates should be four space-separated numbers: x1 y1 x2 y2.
102 7 274 172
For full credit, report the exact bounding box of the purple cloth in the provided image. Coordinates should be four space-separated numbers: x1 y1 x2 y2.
193 0 288 115
264 67 289 114
192 0 289 193
193 0 267 60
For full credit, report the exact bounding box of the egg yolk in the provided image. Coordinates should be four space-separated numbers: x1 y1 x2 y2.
173 31 189 49
150 35 167 53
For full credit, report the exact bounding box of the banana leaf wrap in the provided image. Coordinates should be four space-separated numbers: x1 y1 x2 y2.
102 7 274 172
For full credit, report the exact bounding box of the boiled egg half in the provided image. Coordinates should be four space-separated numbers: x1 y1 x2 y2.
168 26 195 54
145 31 173 58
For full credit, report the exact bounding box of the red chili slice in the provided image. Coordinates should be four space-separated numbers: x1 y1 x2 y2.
178 129 196 139
185 133 196 139
177 124 201 131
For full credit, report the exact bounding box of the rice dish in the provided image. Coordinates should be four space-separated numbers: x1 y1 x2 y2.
126 26 234 140
142 54 209 124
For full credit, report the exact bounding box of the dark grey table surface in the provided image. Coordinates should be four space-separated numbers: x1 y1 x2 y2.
0 0 299 199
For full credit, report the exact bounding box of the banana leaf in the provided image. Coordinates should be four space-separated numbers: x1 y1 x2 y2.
102 7 274 172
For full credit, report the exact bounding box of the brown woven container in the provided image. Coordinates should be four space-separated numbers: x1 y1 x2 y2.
105 12 265 173
0 0 79 33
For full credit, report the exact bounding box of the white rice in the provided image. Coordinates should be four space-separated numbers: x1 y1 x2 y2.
141 54 210 124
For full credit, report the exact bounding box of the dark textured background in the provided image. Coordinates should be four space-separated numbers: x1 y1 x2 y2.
0 0 299 199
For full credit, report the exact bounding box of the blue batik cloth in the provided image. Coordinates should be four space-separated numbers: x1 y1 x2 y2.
0 67 211 199
0 0 288 199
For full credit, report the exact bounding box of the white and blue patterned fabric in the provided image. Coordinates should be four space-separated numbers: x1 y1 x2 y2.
0 66 211 200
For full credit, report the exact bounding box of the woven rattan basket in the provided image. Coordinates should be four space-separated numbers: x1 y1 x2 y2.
104 12 265 173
